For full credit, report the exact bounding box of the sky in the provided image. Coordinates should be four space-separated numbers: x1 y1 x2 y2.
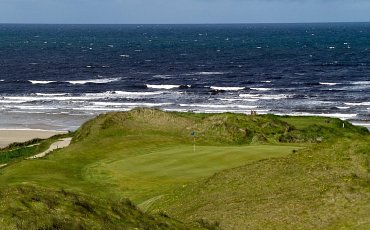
1 0 370 24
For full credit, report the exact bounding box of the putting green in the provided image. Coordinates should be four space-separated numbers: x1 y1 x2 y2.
82 144 302 203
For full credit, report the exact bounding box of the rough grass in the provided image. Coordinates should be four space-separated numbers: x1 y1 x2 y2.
0 184 190 230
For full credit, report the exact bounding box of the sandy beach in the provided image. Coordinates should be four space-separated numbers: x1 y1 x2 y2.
0 129 67 148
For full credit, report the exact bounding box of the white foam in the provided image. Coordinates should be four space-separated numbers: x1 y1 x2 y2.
72 107 127 111
194 109 269 114
261 80 272 83
113 91 164 96
345 102 370 106
10 105 58 110
146 84 180 89
152 75 173 79
0 100 27 104
320 82 339 86
2 90 166 103
29 80 56 84
351 81 370 85
275 112 357 120
179 104 257 109
210 86 245 91
35 93 68 96
120 54 130 58
67 77 120 85
337 106 350 110
217 98 244 102
239 94 289 100
92 102 172 107
215 98 258 102
197 72 225 75
250 88 272 91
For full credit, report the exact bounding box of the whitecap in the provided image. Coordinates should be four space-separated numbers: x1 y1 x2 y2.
344 102 370 106
250 88 272 91
337 106 350 110
35 93 68 96
146 84 180 90
72 107 127 112
10 105 58 110
351 81 370 85
0 100 27 104
261 80 272 83
29 80 56 84
320 82 339 86
113 91 163 96
210 86 245 91
197 72 225 75
194 109 269 114
67 77 120 85
179 104 257 109
93 102 172 107
276 112 357 120
239 93 289 100
152 74 173 79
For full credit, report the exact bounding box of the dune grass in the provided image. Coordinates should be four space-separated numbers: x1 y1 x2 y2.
0 184 189 230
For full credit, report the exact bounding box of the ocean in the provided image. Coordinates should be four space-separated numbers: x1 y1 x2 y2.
0 23 369 131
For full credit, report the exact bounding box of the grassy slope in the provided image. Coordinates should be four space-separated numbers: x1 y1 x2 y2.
0 184 188 230
0 108 368 229
154 118 370 229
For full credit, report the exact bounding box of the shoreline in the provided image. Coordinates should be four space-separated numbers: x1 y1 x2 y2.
0 129 67 148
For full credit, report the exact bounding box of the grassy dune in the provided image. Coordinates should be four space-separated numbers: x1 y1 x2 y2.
0 184 188 230
0 108 369 229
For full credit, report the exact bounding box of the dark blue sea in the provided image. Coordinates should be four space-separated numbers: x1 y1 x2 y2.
0 23 369 130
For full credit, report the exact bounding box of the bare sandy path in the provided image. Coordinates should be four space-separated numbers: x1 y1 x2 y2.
28 138 72 159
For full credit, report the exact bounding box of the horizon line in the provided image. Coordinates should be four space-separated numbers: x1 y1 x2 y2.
1 21 370 26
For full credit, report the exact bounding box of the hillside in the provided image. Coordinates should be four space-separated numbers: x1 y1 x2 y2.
0 184 190 230
0 108 369 229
